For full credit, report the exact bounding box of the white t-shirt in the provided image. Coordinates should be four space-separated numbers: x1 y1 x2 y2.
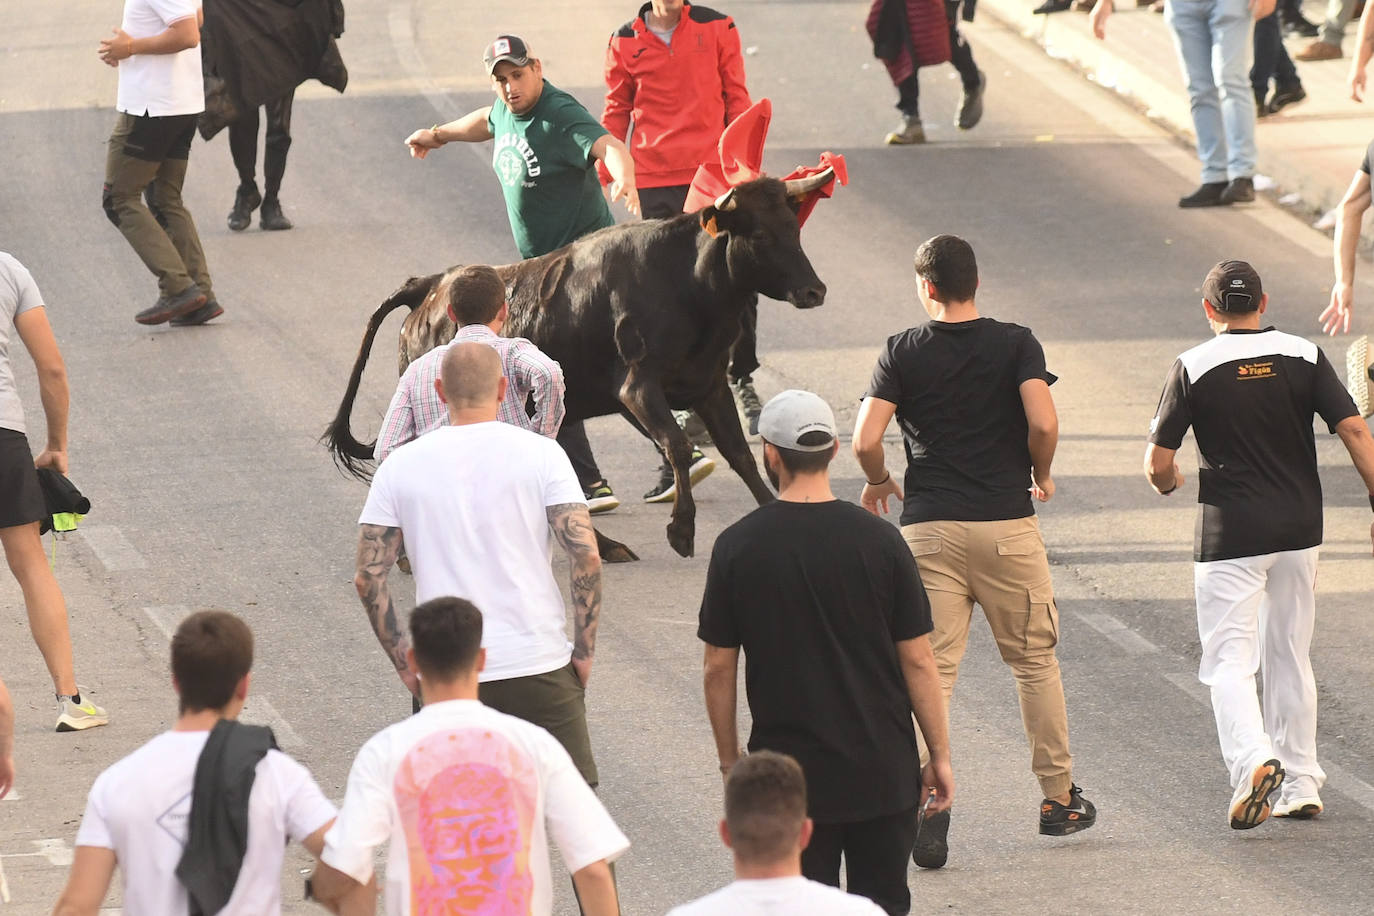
322 699 629 916
668 876 889 915
358 422 586 681
0 252 43 434
75 730 336 916
117 0 204 117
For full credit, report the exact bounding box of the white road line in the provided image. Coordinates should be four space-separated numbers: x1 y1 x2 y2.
0 838 73 867
1163 670 1208 704
142 607 305 748
386 0 459 119
0 787 20 801
76 525 148 572
143 604 189 641
1077 612 1162 655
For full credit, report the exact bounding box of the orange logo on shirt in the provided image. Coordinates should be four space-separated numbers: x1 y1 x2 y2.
1236 362 1274 379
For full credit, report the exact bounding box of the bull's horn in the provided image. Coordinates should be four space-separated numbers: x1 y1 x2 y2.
783 167 835 198
713 188 738 211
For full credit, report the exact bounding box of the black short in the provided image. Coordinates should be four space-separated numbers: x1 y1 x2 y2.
0 428 44 529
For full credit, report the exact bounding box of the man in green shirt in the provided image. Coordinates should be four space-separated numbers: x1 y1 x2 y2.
404 35 639 511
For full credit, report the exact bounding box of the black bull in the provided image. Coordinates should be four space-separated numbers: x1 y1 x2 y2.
324 173 832 559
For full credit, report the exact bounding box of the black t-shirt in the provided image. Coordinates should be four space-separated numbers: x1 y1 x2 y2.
1149 327 1358 562
697 500 934 824
866 318 1058 525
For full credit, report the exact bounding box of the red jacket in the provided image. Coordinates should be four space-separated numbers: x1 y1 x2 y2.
602 2 752 189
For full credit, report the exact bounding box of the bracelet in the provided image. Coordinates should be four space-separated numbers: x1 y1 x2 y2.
866 471 891 487
430 124 443 144
1158 482 1178 495
126 37 134 59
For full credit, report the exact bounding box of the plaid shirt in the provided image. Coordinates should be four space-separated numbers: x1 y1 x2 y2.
373 325 566 461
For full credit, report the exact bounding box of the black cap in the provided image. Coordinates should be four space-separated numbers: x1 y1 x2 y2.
1202 259 1262 313
483 35 533 74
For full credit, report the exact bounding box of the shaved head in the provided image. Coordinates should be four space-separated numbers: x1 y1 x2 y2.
440 342 503 409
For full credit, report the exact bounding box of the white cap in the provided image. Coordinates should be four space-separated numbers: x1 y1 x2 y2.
757 389 837 452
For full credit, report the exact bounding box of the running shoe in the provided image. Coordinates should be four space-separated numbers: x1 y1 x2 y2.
227 183 261 231
585 481 620 514
733 378 763 435
1040 784 1097 836
643 450 716 503
1273 776 1322 819
1229 758 1284 830
912 794 949 869
169 299 224 326
56 690 110 733
135 283 206 325
884 116 926 146
1348 335 1371 417
956 71 987 131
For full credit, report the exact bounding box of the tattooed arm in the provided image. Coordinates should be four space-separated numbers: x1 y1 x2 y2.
354 524 418 696
546 503 602 687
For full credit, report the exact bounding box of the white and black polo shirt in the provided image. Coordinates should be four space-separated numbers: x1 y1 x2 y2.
1150 327 1359 562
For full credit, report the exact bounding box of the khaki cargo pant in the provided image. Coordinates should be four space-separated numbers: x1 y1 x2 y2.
903 516 1074 799
103 112 215 300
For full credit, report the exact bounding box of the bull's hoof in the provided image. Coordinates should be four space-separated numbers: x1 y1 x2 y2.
594 529 640 563
666 522 695 558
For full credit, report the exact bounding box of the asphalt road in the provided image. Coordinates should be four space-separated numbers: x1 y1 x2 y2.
3 1 1373 914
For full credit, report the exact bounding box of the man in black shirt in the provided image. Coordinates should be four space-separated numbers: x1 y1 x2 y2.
853 234 1096 869
699 389 953 916
1146 259 1374 827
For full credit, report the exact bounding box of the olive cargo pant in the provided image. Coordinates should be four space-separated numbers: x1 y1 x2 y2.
103 112 215 300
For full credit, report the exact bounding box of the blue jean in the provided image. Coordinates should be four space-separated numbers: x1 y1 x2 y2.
1166 0 1258 183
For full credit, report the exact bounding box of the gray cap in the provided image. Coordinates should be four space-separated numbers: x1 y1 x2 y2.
757 389 837 452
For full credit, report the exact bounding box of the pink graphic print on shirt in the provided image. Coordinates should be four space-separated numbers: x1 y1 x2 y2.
395 728 539 914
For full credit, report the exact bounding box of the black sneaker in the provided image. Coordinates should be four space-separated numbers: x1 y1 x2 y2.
135 283 206 325
1282 14 1319 37
643 449 716 503
228 183 262 231
584 481 620 514
260 197 294 231
1039 784 1097 836
1267 84 1307 114
956 70 987 131
1220 176 1255 204
169 298 224 326
913 803 950 869
1178 181 1229 208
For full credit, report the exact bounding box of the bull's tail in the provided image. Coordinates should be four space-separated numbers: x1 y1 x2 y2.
322 275 440 481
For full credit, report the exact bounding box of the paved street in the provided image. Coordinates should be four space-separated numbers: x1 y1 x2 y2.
2 1 1373 913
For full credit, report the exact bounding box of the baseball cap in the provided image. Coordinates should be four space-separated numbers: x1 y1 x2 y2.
757 390 837 452
483 35 533 74
1202 259 1262 313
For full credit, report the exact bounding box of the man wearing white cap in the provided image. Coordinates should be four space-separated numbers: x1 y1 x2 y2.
698 389 953 916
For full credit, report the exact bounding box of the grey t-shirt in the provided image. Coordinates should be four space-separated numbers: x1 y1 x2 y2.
1 252 44 434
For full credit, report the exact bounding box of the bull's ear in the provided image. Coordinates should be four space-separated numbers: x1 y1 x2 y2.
699 207 723 238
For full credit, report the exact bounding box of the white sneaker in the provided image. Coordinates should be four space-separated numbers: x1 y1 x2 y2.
1274 776 1323 819
1229 758 1284 829
56 690 110 733
1348 335 1372 417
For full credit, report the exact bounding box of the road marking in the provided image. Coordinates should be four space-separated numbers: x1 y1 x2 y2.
76 526 148 572
142 607 305 748
0 838 73 867
1163 671 1208 704
0 787 20 801
1077 612 1161 655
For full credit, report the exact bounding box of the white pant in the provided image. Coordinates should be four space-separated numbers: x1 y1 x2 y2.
1195 547 1325 792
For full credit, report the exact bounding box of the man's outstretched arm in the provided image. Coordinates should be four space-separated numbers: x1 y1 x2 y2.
354 524 417 695
547 503 602 686
1336 417 1374 554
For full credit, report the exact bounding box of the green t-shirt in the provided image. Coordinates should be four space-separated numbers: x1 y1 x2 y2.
487 82 614 259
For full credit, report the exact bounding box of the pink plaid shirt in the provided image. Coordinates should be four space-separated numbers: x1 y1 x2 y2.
373 325 566 461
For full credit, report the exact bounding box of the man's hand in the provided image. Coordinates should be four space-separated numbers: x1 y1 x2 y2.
1090 0 1113 39
921 758 956 813
34 449 68 476
1031 473 1055 502
1155 463 1185 494
572 655 593 688
1320 284 1354 335
0 753 13 800
1352 63 1369 101
609 180 640 216
1249 0 1277 18
98 28 133 67
860 475 904 516
405 128 443 160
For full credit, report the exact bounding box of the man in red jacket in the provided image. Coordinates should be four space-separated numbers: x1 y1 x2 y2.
603 0 762 501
